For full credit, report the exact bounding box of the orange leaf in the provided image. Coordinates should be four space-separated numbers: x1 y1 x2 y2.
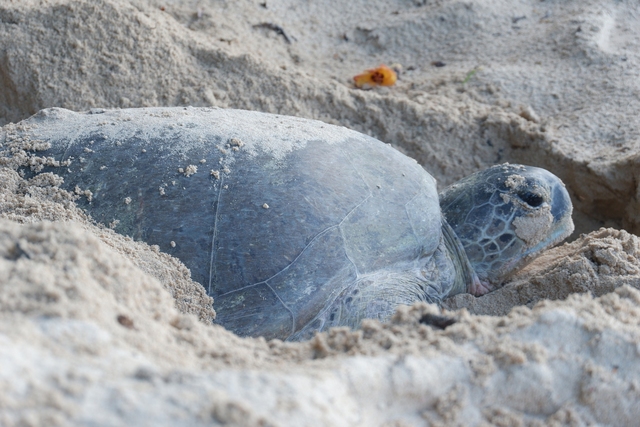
353 64 397 89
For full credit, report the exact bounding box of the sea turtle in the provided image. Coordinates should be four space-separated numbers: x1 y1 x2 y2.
3 107 574 341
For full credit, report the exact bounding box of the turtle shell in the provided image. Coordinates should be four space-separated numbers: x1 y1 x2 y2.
11 107 442 340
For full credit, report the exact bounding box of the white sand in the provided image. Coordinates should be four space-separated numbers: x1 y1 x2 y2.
2 0 640 425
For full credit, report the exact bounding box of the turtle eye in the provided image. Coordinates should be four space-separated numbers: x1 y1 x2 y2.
518 191 544 208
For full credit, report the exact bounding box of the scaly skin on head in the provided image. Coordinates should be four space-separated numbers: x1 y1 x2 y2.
439 164 574 296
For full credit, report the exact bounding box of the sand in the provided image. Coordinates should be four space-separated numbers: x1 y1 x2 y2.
1 0 640 425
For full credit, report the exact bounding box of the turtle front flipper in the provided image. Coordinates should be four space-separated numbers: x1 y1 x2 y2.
289 231 466 341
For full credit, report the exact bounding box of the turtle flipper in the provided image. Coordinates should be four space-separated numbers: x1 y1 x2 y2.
289 234 461 341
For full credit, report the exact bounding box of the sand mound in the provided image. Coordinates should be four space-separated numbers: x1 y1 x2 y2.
2 0 640 425
446 228 640 316
3 213 640 425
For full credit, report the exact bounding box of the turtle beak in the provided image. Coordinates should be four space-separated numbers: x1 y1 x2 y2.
550 179 573 224
521 176 574 259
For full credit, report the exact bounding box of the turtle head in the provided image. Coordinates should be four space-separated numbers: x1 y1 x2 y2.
439 164 574 296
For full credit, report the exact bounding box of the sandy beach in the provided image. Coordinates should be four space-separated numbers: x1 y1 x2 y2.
2 0 640 425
